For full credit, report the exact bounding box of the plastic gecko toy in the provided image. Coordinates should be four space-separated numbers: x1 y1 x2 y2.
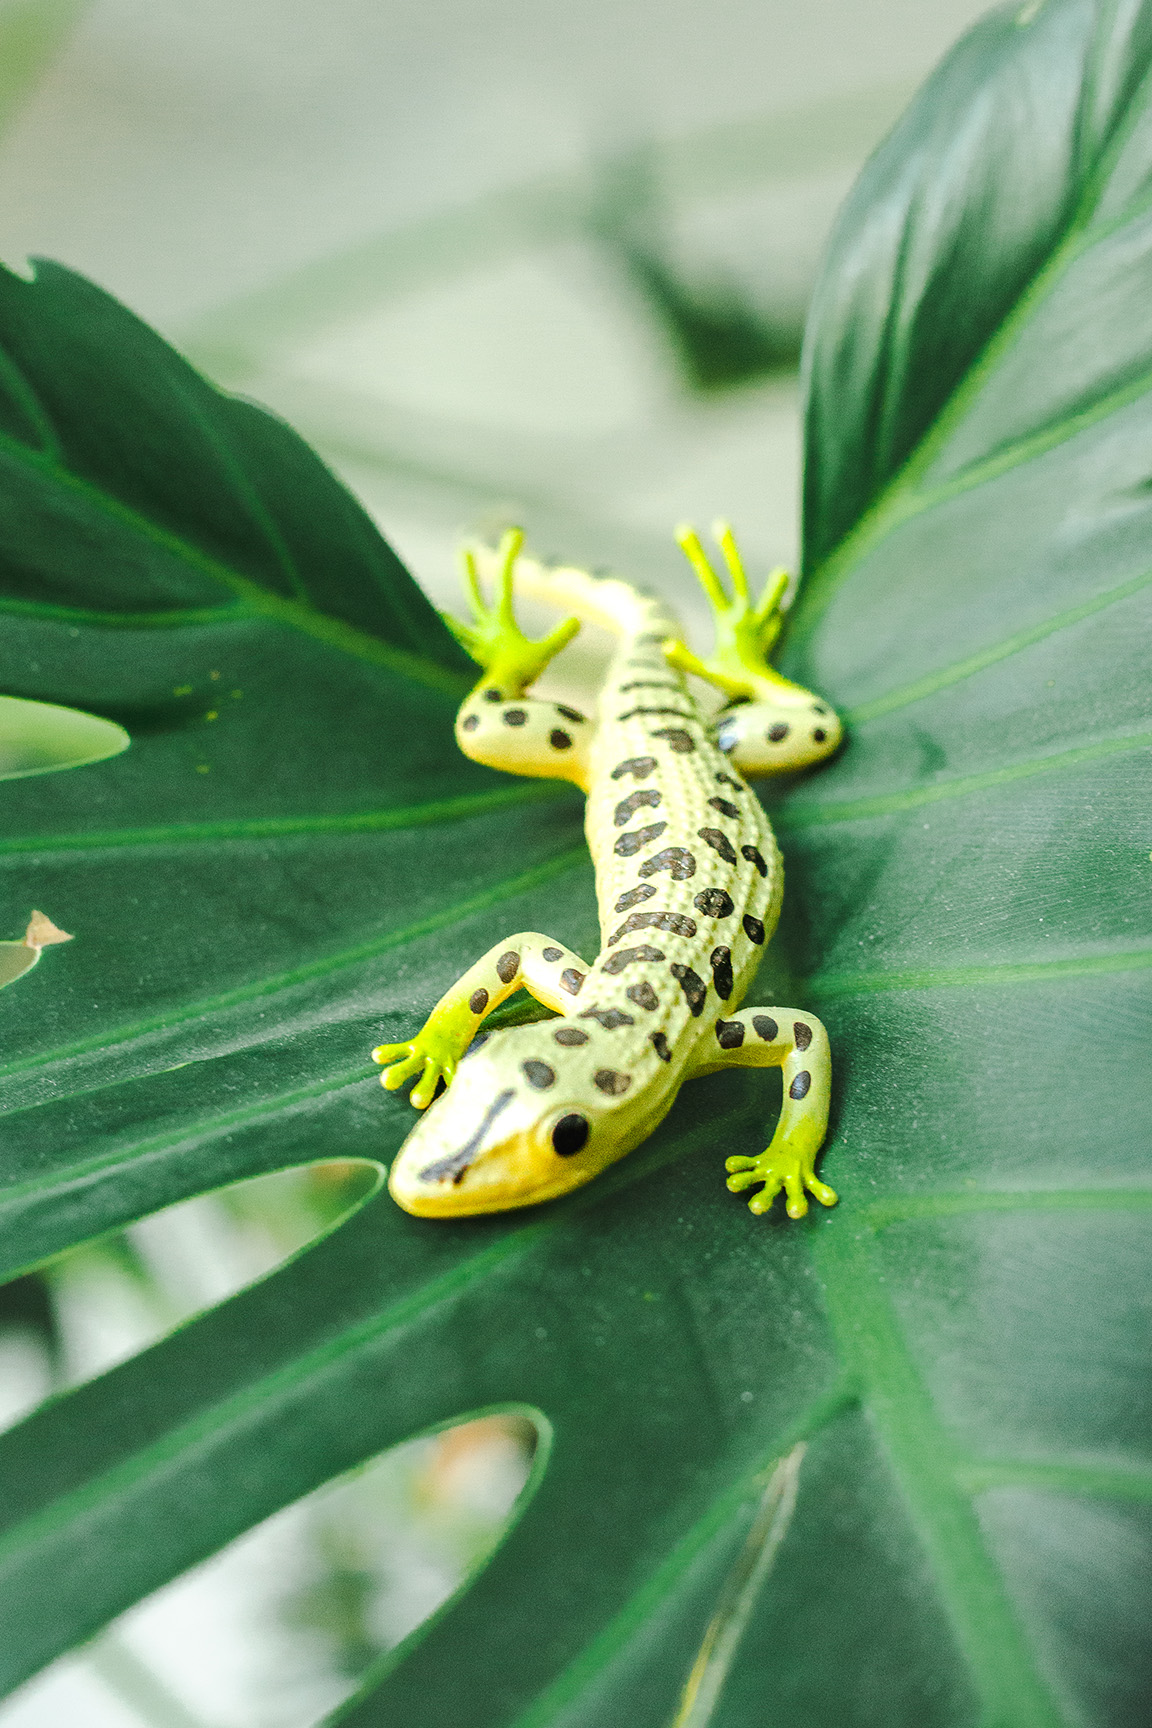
374 524 842 1220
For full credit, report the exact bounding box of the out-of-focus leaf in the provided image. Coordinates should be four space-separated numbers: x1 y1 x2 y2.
1 0 1151 1717
0 0 85 144
594 160 802 390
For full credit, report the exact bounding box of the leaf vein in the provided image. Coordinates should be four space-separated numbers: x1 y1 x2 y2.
844 561 1152 724
0 839 588 1090
780 729 1152 828
811 947 1152 998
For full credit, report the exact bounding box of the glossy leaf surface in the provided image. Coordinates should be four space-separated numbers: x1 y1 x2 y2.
1 3 1151 1723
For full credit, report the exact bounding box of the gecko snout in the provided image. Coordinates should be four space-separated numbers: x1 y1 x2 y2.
386 1038 607 1218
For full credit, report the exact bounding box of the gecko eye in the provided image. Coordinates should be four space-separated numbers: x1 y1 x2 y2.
551 1113 590 1156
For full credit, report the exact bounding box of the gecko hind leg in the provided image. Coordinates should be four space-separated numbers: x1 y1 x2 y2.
372 932 590 1107
686 1006 836 1219
443 527 581 698
445 527 593 786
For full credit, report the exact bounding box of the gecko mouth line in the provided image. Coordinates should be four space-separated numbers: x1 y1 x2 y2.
417 1087 515 1185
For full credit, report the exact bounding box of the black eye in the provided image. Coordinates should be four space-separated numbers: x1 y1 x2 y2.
551 1113 590 1156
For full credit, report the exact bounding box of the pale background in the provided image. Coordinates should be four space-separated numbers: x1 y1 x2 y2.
0 2 992 1723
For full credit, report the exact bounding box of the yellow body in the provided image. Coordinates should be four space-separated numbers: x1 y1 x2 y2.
375 527 841 1221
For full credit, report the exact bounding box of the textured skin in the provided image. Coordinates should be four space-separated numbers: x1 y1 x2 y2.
375 540 841 1220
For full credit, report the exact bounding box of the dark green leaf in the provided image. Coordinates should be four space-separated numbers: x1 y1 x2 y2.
1 0 1152 1715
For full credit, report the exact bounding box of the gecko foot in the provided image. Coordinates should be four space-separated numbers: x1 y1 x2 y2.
725 1148 837 1220
372 1034 458 1109
443 527 580 693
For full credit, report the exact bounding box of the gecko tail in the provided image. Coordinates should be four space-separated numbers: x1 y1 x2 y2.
467 541 674 639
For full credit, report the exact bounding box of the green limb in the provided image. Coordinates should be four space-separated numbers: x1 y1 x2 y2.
687 1005 835 1221
669 520 799 702
726 1153 838 1221
441 527 581 698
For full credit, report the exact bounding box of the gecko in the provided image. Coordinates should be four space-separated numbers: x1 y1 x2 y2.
373 523 842 1221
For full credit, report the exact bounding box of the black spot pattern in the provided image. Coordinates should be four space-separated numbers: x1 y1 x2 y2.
469 988 489 1014
768 722 789 742
698 827 737 864
595 1068 632 1096
812 704 829 716
694 888 734 917
794 1021 813 1052
716 1018 744 1049
812 728 827 743
461 713 479 732
504 709 527 727
614 788 662 826
484 688 502 702
554 1026 589 1046
708 797 741 820
753 1014 779 1042
650 1031 672 1062
611 756 657 781
741 845 768 878
716 772 743 790
710 946 734 999
496 951 520 983
650 727 695 752
560 968 585 994
523 1059 556 1089
743 914 765 945
626 981 659 1011
555 704 586 723
602 945 665 974
617 706 694 722
608 911 697 947
619 681 681 694
615 822 667 856
638 846 696 880
790 1070 812 1100
615 884 656 912
550 729 573 750
580 1006 634 1029
542 946 563 961
670 963 707 1016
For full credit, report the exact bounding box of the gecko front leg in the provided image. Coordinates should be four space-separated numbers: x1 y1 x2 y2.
373 933 591 1107
687 1007 836 1218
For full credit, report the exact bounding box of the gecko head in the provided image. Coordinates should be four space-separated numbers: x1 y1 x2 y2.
713 689 842 776
387 1027 622 1218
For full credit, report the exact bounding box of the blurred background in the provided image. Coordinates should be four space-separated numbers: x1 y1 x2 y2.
0 1 991 1722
